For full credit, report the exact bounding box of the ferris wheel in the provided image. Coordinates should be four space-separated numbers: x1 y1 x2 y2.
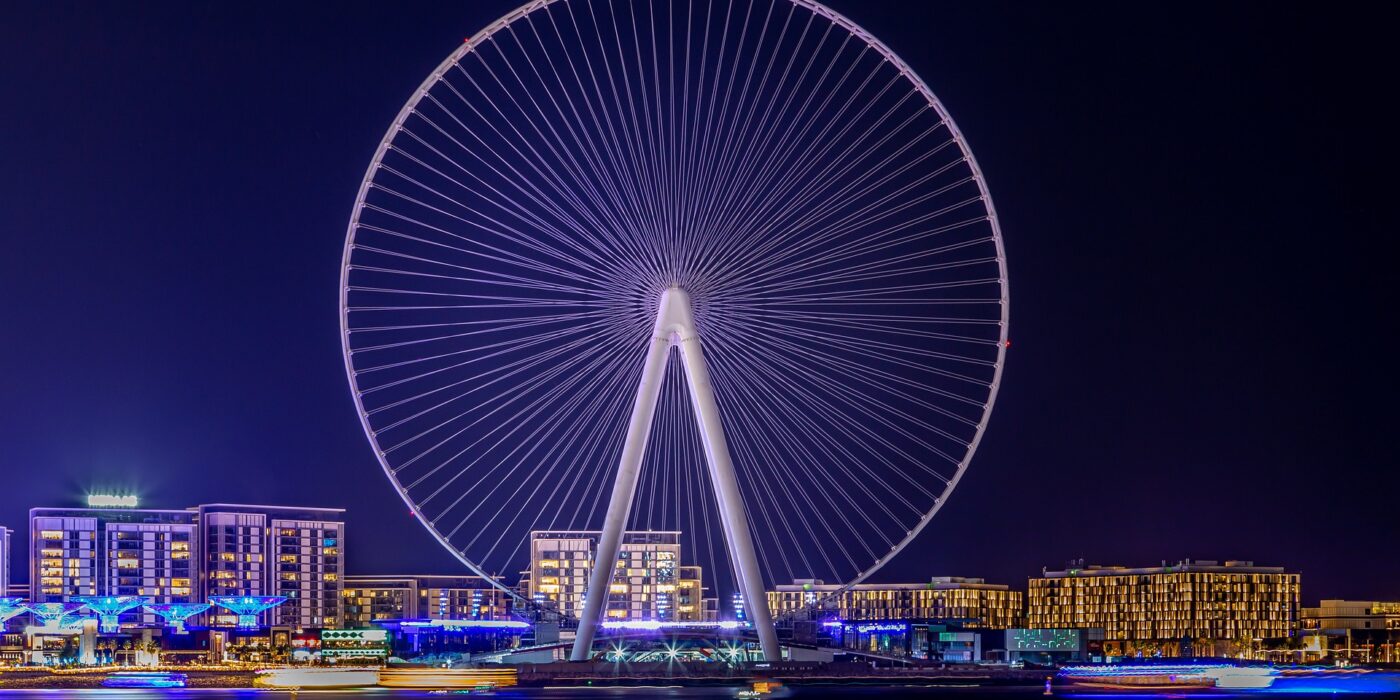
341 0 1007 659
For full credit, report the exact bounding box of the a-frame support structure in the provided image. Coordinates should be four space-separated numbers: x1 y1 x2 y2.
570 287 780 661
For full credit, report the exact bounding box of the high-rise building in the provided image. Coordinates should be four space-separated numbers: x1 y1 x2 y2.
1027 559 1300 657
197 504 345 629
342 575 514 628
529 530 714 622
29 507 198 626
26 500 344 631
768 577 1024 628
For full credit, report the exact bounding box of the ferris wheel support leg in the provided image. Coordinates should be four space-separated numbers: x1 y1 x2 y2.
676 331 782 661
570 334 672 662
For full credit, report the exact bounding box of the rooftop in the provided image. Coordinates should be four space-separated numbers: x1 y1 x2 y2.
1040 559 1290 578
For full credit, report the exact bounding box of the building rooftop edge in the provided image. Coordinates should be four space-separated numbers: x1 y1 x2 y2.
1038 560 1290 577
196 503 346 512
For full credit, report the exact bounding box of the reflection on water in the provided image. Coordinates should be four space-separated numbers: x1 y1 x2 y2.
4 686 1400 700
5 673 1400 699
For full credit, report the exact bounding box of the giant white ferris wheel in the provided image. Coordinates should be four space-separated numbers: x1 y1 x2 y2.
341 0 1007 660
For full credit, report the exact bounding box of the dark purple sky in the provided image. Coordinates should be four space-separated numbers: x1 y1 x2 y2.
1 2 1393 601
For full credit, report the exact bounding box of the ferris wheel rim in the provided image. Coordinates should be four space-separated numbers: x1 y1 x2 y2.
338 0 1010 613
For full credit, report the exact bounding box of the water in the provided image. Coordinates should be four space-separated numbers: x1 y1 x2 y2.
2 687 1399 699
0 691 1038 699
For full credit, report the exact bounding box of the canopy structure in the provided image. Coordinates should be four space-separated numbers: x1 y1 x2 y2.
73 596 152 634
0 597 27 625
144 602 212 634
210 596 287 630
27 602 87 628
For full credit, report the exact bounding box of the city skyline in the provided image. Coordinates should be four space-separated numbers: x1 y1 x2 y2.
1 0 1393 613
0 492 1356 617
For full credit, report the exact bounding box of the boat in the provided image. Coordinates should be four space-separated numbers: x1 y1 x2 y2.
101 671 188 688
1058 663 1278 691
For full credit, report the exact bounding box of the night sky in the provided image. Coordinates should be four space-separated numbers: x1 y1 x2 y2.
2 2 1392 601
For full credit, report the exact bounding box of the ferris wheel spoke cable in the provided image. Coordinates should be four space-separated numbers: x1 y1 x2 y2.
461 56 651 262
354 314 620 389
351 314 610 360
707 310 990 422
409 89 639 245
361 322 631 434
603 1 674 232
711 349 935 516
434 335 637 520
557 3 667 237
691 30 857 250
373 152 626 281
747 219 990 302
453 343 639 548
702 87 932 258
686 61 886 281
696 63 896 261
392 127 648 281
697 6 809 218
350 308 614 340
467 386 631 548
687 3 782 230
709 329 963 490
376 332 635 476
704 361 866 574
409 347 639 528
708 338 930 524
761 238 997 294
358 210 602 285
724 178 981 292
741 331 984 463
388 321 645 476
422 82 657 275
740 311 997 385
397 125 654 284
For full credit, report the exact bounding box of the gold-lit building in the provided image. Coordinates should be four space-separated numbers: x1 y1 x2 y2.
527 530 715 622
677 565 718 622
768 577 1024 628
1301 600 1400 664
342 575 514 627
1028 559 1300 657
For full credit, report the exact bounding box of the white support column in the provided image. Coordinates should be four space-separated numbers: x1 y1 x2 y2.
570 287 780 662
569 330 672 661
671 305 782 660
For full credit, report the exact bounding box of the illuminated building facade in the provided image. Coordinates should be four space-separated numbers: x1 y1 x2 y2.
529 531 714 622
1303 599 1400 632
29 507 197 627
677 566 717 622
25 501 344 631
1027 559 1300 656
0 527 9 598
1301 600 1400 663
197 504 344 629
342 575 514 628
768 577 1024 628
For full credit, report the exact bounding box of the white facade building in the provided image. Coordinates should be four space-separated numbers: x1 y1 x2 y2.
29 508 198 626
197 504 345 629
530 530 717 622
26 502 344 630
